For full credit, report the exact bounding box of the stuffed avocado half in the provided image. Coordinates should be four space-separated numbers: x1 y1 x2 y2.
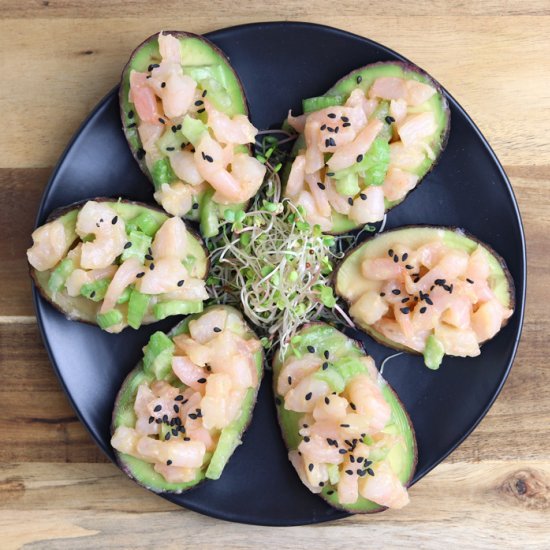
27 199 209 333
120 31 266 237
284 62 450 234
111 305 264 493
273 323 416 512
335 226 515 369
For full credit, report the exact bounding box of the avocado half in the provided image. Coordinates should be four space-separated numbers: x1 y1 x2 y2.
30 198 209 330
119 31 251 235
284 61 450 234
334 226 515 353
111 305 264 493
272 322 416 513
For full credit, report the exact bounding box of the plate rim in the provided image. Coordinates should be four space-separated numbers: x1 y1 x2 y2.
32 20 527 526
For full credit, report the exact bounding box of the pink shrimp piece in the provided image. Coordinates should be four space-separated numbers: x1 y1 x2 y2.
338 458 359 504
287 110 307 133
406 80 436 106
389 98 408 124
298 435 344 465
304 118 325 173
361 257 403 280
389 141 425 171
382 167 419 202
136 257 188 294
129 71 162 123
349 185 385 224
327 119 383 172
27 219 73 271
151 217 188 261
168 150 204 186
368 77 408 101
285 154 306 197
172 356 208 392
158 32 182 62
358 462 409 509
471 299 510 342
205 101 257 144
305 173 331 217
100 257 143 313
397 112 437 147
324 175 351 214
294 190 333 231
277 354 322 396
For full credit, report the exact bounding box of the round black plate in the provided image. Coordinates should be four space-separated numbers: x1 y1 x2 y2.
33 22 526 526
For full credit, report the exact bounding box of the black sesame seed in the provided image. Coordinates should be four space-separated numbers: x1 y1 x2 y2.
166 146 175 151
172 429 178 437
388 248 394 257
155 418 162 424
435 278 446 286
426 296 434 306
347 197 354 205
204 154 213 163
202 89 207 97
304 436 310 443
154 405 162 412
357 75 363 84
288 376 292 385
350 456 355 463
401 297 409 303
158 118 165 124
197 378 207 384
184 437 190 441
392 289 401 295
334 126 340 134
127 122 137 128
165 432 171 441
327 490 335 495
188 413 197 420
365 460 372 467
149 263 155 271
339 449 347 455
128 110 134 119
177 279 184 287
345 469 353 475
393 254 399 263
356 456 364 463
303 423 309 429
385 115 395 124
341 116 349 122
171 125 177 133
420 307 427 314
317 181 326 190
350 402 357 411
325 138 330 148
326 172 335 177
322 362 329 370
367 468 375 476
308 463 314 472
111 216 118 225
192 202 199 209
307 345 315 354
406 264 413 270
167 459 172 465
340 424 350 428
163 414 168 422
319 482 325 487
357 469 367 477
195 100 203 106
327 113 336 119
197 108 205 113
466 278 474 284
400 307 410 314
356 154 364 163
328 137 336 147
324 397 330 405
342 122 351 127
145 254 153 261
173 404 179 413
324 350 330 359
148 416 154 424
161 82 166 88
320 124 327 131
90 291 96 298
360 193 367 200
148 63 160 72
124 241 132 249
305 392 312 401
327 127 334 133
380 292 386 297
402 253 409 261
213 326 222 333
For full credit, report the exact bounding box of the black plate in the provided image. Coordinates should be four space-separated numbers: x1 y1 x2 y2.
33 22 526 526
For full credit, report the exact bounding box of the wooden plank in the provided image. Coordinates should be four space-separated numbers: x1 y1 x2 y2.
1 17 550 168
0 461 548 549
0 323 106 463
2 0 549 18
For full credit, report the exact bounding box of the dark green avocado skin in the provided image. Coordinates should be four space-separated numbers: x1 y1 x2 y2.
272 321 417 513
284 61 451 235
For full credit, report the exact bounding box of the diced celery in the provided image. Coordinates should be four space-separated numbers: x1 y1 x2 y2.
314 367 345 393
199 189 219 238
181 115 208 147
80 278 111 302
153 300 204 321
116 286 132 304
143 331 175 379
47 259 74 294
97 309 123 329
127 289 151 329
151 158 177 190
423 335 445 370
121 230 152 263
302 95 343 114
127 212 162 237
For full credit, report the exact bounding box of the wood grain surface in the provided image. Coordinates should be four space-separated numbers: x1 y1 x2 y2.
1 1 549 548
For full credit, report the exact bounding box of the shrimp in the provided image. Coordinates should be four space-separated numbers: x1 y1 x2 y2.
389 142 426 171
358 461 409 509
100 257 143 313
361 256 403 280
151 216 188 260
287 110 307 133
153 182 194 218
65 265 117 297
324 175 352 215
188 308 228 344
405 80 436 106
303 118 325 174
349 290 389 325
299 434 343 465
27 219 74 271
368 77 408 101
168 150 204 186
294 190 332 231
305 173 331 217
205 101 257 144
136 436 206 468
172 356 208 392
136 257 188 294
75 201 127 270
285 154 306 198
129 71 162 123
288 450 323 494
389 98 408 124
327 119 383 172
216 152 265 204
382 167 419 202
153 463 197 483
337 457 359 504
349 185 385 224
397 112 437 147
277 354 322 396
284 376 330 413
158 32 182 63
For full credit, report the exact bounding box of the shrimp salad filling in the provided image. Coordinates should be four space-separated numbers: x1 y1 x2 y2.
27 200 208 333
285 62 449 233
274 324 416 512
121 32 266 236
111 306 263 491
335 227 514 369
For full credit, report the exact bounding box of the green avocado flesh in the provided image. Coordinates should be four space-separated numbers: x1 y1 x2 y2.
335 226 514 357
120 32 250 236
31 200 208 331
273 323 416 512
111 305 263 493
285 62 450 234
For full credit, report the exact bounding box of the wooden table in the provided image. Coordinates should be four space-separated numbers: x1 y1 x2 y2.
1 2 549 548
